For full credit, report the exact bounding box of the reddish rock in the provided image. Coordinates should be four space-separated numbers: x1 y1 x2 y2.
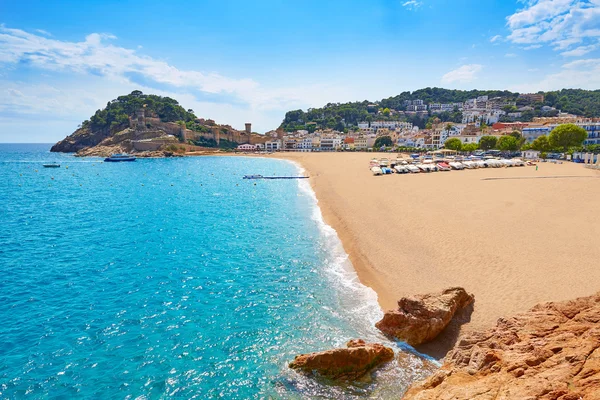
403 292 600 399
375 287 475 346
289 339 395 380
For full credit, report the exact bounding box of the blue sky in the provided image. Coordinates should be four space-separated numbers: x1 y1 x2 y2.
2 0 600 142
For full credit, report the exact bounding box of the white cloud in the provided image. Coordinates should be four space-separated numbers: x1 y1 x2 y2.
510 57 600 92
506 0 600 54
441 64 483 84
402 0 423 10
490 35 502 43
0 26 332 115
560 44 598 56
0 26 373 136
35 29 52 36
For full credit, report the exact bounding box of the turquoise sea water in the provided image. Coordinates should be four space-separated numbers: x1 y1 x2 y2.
0 144 432 399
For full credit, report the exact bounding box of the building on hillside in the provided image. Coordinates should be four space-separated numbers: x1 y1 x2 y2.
429 103 455 113
519 93 545 103
476 96 489 109
360 127 376 135
492 122 529 131
376 128 391 137
407 104 427 112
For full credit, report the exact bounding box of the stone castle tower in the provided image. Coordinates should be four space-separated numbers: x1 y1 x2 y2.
245 123 252 134
136 108 145 129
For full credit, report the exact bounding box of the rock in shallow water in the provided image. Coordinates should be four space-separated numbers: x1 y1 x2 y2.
289 339 395 380
376 287 475 346
402 292 600 399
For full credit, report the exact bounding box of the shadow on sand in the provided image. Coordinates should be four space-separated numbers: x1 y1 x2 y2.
414 301 475 360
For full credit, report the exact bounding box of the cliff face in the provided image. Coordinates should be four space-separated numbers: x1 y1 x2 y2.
50 125 113 153
403 293 600 400
50 121 181 157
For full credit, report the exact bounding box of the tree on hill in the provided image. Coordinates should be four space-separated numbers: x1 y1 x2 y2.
88 90 196 131
479 136 498 150
497 135 520 151
444 123 453 132
374 136 393 148
549 124 588 151
445 138 462 151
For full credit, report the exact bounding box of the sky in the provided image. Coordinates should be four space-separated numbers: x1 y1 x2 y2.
2 0 600 142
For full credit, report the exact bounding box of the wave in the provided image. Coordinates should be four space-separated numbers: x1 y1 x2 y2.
289 160 384 340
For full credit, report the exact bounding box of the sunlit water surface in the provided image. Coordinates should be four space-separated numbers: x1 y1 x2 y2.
0 144 433 399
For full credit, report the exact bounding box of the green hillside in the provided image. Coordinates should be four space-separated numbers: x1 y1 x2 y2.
280 87 600 131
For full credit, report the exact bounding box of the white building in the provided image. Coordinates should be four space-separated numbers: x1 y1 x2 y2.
264 140 281 151
522 150 541 159
407 104 427 112
370 121 413 129
429 103 455 113
320 136 342 151
237 144 258 151
297 137 314 151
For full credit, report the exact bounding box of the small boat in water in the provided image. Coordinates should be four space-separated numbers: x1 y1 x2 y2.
43 163 61 168
104 153 136 162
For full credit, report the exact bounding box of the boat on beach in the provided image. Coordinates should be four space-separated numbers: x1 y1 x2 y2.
449 161 465 170
406 164 420 173
394 165 408 174
104 153 136 162
436 162 451 171
371 166 383 175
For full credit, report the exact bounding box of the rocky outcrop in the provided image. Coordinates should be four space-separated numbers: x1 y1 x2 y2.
376 287 474 346
403 292 600 399
51 126 112 153
289 339 395 380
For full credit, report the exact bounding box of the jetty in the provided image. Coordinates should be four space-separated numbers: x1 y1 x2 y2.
243 174 309 180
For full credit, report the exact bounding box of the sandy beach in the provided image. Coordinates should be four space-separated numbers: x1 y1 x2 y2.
274 152 600 353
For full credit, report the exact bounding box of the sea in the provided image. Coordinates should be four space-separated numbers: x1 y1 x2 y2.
0 144 434 399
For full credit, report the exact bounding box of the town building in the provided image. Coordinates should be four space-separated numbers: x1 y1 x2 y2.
264 140 281 151
519 93 545 103
320 136 342 151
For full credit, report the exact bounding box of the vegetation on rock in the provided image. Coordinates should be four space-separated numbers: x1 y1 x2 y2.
87 90 197 132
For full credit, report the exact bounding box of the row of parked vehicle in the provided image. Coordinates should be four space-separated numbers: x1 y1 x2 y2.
370 157 530 175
